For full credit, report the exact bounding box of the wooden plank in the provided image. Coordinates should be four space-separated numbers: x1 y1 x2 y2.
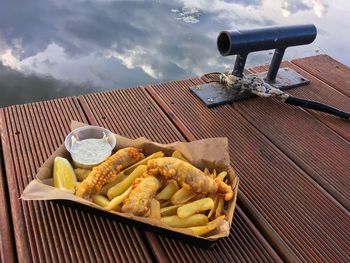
254 62 350 141
0 108 32 262
292 55 350 97
146 78 350 262
79 87 283 263
0 138 16 263
0 97 153 263
244 63 350 209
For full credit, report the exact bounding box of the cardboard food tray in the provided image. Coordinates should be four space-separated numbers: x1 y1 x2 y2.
22 121 239 248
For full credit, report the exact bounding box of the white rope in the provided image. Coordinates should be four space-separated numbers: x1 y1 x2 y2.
219 72 290 102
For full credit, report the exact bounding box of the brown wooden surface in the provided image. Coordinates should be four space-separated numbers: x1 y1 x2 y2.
0 146 15 263
243 63 350 210
292 55 350 97
253 62 350 142
0 55 349 262
79 87 282 263
145 72 350 262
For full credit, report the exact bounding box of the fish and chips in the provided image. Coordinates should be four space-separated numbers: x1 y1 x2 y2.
53 146 234 237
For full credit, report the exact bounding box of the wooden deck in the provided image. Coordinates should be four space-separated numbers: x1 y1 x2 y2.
0 54 349 263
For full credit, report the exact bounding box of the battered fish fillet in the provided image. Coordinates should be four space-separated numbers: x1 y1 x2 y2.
122 157 233 216
75 147 144 199
148 157 233 200
121 176 161 216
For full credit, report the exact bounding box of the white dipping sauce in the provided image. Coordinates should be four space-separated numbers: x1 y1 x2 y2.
70 135 112 165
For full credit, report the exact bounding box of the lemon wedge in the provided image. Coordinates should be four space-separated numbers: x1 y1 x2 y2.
53 157 77 193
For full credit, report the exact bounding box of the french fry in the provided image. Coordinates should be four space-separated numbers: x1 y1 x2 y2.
213 177 233 201
215 196 224 218
161 214 208 228
212 169 217 178
156 180 179 200
107 165 146 200
231 175 238 189
99 171 127 195
160 200 172 208
177 197 214 218
189 215 225 236
74 168 91 182
160 205 179 217
149 199 161 219
190 193 207 202
124 151 164 175
171 150 188 163
171 187 197 205
217 171 227 181
105 186 132 211
204 168 210 177
208 195 219 218
92 194 109 207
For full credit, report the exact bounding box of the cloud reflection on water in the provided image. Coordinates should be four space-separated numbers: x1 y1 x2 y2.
0 0 349 107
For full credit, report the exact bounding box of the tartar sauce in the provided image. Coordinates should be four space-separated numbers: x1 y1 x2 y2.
70 133 112 165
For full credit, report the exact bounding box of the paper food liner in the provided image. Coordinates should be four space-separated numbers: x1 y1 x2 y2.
22 121 239 240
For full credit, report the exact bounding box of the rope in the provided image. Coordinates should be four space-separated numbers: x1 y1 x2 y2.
202 71 349 120
219 72 290 101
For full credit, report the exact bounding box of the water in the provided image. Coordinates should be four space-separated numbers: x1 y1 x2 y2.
0 0 349 107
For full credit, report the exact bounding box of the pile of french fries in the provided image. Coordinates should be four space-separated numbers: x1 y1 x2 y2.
73 150 233 237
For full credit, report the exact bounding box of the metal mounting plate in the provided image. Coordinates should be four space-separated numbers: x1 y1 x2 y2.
258 67 310 90
190 67 309 107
